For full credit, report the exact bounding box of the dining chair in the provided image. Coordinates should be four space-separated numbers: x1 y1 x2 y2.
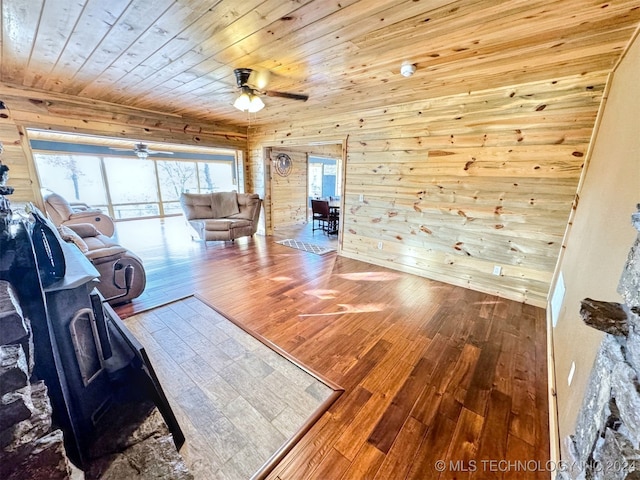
311 199 331 234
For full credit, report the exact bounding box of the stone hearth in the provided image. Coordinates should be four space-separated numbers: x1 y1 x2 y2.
0 280 74 480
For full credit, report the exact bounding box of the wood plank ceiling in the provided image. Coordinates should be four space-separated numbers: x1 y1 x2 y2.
1 0 639 128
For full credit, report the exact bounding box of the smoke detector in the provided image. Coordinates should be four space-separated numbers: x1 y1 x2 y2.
400 62 417 77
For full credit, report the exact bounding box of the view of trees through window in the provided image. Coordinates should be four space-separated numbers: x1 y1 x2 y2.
34 150 240 220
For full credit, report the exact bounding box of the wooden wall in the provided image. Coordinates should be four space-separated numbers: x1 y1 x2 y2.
270 148 308 229
249 72 609 306
0 70 609 307
0 84 248 205
0 107 33 202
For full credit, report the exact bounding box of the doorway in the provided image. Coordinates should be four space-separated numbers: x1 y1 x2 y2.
265 143 344 243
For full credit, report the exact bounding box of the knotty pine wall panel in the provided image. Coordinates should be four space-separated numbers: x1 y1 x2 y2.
0 111 34 203
270 148 308 229
249 72 608 306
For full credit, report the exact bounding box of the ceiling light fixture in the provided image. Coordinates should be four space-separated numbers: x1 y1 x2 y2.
234 86 264 113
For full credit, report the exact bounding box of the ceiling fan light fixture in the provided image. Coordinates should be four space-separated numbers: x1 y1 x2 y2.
233 89 252 111
234 86 264 113
248 95 265 113
232 67 306 114
109 142 173 157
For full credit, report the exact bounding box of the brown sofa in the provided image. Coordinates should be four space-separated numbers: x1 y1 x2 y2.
58 223 146 305
180 192 261 242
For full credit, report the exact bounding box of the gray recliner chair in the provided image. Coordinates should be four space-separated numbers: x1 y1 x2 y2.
42 189 116 237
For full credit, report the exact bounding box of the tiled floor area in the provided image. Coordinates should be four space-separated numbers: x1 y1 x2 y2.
123 296 337 480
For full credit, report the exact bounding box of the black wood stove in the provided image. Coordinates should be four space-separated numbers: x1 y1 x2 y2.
0 210 183 469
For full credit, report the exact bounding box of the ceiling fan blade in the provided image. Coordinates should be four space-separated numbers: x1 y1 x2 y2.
265 90 309 102
148 150 174 155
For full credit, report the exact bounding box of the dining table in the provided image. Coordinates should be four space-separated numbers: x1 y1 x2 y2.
328 200 340 234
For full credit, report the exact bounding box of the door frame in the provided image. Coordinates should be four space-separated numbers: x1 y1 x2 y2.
262 140 346 248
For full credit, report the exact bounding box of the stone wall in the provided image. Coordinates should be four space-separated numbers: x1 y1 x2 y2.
561 205 640 480
0 280 74 480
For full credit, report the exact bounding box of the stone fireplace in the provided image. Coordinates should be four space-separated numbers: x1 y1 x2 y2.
560 205 640 480
0 280 74 479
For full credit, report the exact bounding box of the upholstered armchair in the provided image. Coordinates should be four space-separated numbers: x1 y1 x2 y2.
42 189 116 237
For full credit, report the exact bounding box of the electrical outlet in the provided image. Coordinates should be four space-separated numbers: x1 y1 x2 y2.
359 194 364 202
377 241 383 250
492 265 502 276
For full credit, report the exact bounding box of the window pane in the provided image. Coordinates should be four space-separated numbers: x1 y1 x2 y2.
34 154 108 205
162 202 183 215
104 158 158 204
113 203 160 220
308 163 323 198
157 161 198 201
198 162 235 192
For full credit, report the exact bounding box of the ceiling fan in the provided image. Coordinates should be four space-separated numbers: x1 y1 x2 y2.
233 68 309 113
109 142 174 159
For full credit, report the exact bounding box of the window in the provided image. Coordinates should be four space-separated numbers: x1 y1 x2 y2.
157 160 198 216
308 156 340 200
104 157 160 219
31 137 241 221
34 154 108 208
198 162 236 193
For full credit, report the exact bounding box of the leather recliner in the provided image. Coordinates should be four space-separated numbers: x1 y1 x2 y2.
59 223 146 305
180 192 262 242
42 189 116 237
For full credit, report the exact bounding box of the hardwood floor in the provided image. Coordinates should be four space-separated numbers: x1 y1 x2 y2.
113 217 550 479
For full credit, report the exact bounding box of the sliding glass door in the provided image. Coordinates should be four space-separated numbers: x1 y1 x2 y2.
33 148 241 221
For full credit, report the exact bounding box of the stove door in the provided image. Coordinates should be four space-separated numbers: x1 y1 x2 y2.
69 308 105 387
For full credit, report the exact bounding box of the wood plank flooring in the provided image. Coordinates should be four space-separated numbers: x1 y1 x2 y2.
114 217 550 479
